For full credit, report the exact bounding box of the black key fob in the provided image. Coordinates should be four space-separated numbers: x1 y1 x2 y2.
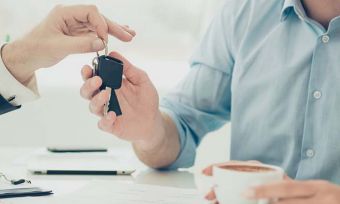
93 55 123 116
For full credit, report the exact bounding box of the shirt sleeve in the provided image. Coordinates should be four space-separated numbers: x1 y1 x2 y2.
0 43 39 106
160 3 236 169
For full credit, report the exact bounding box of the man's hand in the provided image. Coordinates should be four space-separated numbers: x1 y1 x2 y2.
1 4 136 85
80 52 165 150
80 52 181 168
245 180 340 204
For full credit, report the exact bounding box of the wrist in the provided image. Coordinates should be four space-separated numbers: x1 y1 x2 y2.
133 110 167 152
1 40 36 85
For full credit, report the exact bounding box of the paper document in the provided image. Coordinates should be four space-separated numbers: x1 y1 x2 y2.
6 181 204 204
72 181 203 203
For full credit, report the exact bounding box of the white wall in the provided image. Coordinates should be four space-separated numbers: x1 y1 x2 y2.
0 0 230 167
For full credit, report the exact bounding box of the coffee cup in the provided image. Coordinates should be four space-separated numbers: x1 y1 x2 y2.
212 163 284 204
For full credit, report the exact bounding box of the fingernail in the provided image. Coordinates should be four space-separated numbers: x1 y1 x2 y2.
92 38 105 51
242 188 256 199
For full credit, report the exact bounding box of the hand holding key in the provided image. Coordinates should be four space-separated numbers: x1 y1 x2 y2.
92 42 123 115
1 4 136 86
80 52 164 145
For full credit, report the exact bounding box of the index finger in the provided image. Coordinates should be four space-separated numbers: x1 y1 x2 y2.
61 5 109 42
103 16 136 42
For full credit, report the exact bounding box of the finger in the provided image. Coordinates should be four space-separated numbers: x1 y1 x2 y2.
98 112 117 132
205 190 216 201
60 5 109 41
121 25 137 37
62 35 105 53
81 65 94 81
276 198 315 204
80 76 102 100
246 181 317 200
103 16 135 42
109 51 149 85
202 165 215 176
89 90 110 116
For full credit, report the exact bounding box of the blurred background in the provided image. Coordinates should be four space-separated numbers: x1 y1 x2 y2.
0 0 230 168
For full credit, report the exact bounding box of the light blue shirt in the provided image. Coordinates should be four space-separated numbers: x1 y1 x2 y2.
160 0 340 184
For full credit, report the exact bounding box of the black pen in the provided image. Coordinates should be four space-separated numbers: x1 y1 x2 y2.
47 147 108 153
31 170 135 176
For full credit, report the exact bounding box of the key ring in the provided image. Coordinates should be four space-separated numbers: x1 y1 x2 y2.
92 39 108 73
96 39 108 57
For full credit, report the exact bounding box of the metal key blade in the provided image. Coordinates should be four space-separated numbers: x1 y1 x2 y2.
103 87 111 116
108 89 122 116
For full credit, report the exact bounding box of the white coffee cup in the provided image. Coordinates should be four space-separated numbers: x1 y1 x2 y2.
212 163 284 204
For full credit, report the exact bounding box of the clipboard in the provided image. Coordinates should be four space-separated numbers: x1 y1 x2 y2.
0 187 53 199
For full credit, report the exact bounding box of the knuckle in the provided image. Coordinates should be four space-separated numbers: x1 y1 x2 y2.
87 5 99 13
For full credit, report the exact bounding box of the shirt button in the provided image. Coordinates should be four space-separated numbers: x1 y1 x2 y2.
313 91 322 99
322 35 330 43
306 149 315 158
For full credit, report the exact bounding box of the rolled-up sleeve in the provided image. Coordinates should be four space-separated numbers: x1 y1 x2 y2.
160 2 236 169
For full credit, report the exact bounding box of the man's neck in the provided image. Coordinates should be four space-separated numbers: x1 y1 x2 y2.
302 0 340 29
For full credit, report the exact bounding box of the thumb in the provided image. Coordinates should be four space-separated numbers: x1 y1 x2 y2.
109 51 149 85
62 36 105 54
202 165 214 176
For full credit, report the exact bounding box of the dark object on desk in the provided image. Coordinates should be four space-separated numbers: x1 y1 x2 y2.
93 55 123 116
0 94 21 115
31 170 135 176
11 179 30 185
1 172 31 185
0 187 53 199
47 147 108 153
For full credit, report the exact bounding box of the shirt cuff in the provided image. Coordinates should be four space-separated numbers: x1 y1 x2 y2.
159 107 197 170
0 43 39 105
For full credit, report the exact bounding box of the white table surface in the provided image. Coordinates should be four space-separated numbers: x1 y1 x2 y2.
0 147 199 204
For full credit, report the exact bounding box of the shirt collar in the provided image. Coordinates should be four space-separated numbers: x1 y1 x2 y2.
281 0 306 22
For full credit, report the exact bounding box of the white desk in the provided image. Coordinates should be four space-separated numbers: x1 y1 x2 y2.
0 147 199 203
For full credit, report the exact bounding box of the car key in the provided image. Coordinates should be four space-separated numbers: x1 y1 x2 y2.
92 41 123 116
